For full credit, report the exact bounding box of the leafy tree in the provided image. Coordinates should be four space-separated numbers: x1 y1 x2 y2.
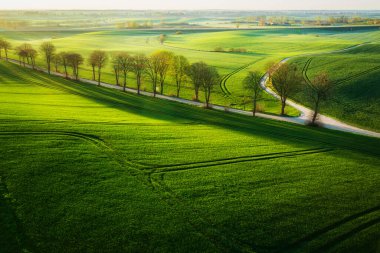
188 62 206 101
132 54 147 95
271 63 302 115
0 38 11 60
89 50 108 85
244 71 264 116
40 41 56 74
307 72 334 125
202 64 220 108
145 51 173 96
66 53 84 80
159 34 167 45
172 55 189 97
116 52 133 92
57 52 69 78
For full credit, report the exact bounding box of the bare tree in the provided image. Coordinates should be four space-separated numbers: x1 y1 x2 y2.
89 50 108 86
66 53 84 80
188 62 206 101
307 72 334 125
202 64 220 108
132 54 147 95
40 41 56 74
271 63 302 115
244 71 264 116
172 55 189 97
88 53 97 81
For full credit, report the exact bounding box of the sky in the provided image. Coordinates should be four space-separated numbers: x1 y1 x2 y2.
0 0 379 10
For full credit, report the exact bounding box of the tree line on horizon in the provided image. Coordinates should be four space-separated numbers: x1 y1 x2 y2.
0 38 333 125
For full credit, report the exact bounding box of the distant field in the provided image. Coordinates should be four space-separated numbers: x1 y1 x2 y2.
291 43 380 131
1 26 380 118
1 61 380 253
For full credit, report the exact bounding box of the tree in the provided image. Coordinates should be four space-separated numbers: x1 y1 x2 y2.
89 50 108 86
244 71 264 116
0 39 11 60
116 52 132 92
145 52 161 97
307 72 333 125
52 54 62 72
202 65 220 108
271 63 302 115
16 43 36 68
88 53 97 81
111 54 121 86
188 62 206 101
132 54 147 95
148 50 173 95
66 53 84 80
28 48 38 69
58 52 69 78
40 41 56 74
172 55 189 97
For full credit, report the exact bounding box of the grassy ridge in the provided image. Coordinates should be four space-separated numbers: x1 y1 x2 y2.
0 62 379 252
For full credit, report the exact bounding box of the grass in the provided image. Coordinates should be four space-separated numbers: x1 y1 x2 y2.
2 26 379 118
291 43 380 131
0 61 379 253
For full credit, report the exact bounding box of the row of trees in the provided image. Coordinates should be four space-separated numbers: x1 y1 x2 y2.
0 38 332 123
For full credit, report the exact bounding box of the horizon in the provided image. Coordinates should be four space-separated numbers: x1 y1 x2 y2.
0 0 379 11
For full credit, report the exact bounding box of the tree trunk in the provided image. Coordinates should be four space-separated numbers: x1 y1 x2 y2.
92 66 96 81
160 80 164 95
123 71 127 91
176 80 180 97
64 65 68 78
281 100 286 115
312 99 320 125
47 58 51 74
253 99 257 117
137 74 141 95
195 88 199 101
98 67 101 86
5 50 8 61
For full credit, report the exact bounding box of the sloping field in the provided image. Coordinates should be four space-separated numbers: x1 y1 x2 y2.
291 43 380 131
0 62 379 253
2 27 379 116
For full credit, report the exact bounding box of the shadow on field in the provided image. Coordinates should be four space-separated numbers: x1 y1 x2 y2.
2 62 380 159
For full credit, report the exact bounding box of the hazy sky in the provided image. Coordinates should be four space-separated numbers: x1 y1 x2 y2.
0 0 379 10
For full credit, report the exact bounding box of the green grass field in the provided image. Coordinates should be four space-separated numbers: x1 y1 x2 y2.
291 43 380 131
0 61 379 252
1 26 380 118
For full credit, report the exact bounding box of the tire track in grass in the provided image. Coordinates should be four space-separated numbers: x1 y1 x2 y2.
219 60 262 98
279 205 380 253
147 147 334 174
0 131 148 170
313 216 380 253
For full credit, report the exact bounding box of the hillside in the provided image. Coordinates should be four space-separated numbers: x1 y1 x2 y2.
0 61 379 253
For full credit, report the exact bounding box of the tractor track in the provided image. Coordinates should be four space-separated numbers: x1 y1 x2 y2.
145 147 333 174
279 205 380 253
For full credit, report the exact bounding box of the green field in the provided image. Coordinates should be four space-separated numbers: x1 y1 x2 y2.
1 26 380 119
1 60 379 253
291 43 380 131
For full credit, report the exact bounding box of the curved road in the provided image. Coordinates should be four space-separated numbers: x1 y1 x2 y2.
3 51 380 138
